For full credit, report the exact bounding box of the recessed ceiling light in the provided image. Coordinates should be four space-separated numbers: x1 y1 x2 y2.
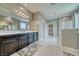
21 13 24 16
18 12 21 15
25 4 27 6
20 7 23 10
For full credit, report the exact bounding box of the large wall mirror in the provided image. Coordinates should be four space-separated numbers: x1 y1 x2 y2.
0 15 29 30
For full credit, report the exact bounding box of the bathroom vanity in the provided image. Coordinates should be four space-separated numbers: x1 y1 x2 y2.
0 31 38 56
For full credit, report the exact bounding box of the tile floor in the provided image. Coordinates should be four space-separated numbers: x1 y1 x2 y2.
33 45 63 56
11 38 75 56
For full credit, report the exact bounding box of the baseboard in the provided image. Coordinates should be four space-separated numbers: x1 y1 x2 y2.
62 46 79 56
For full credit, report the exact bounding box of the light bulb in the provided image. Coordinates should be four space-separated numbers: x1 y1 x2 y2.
20 7 23 10
25 4 27 6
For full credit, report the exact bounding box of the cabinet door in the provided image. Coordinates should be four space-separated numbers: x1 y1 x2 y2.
28 33 34 44
0 43 2 56
3 40 17 56
36 32 38 41
2 35 18 56
18 34 28 49
33 32 38 42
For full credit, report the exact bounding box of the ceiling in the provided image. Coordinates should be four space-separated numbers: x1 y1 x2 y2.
22 3 79 20
0 3 79 20
0 3 32 22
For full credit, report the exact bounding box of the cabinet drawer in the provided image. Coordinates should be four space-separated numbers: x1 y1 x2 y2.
28 33 34 44
1 35 18 42
2 40 18 56
33 32 38 42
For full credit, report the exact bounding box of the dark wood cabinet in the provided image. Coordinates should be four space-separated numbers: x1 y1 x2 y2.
33 32 38 41
0 32 38 56
28 33 34 44
18 34 29 49
2 40 17 56
1 35 18 56
0 43 2 55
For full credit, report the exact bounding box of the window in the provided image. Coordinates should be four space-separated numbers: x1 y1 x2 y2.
75 13 79 29
20 21 27 30
61 16 73 30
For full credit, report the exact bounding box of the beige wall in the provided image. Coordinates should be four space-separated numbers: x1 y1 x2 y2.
29 12 48 41
61 14 79 50
62 29 79 50
58 15 75 47
29 13 39 32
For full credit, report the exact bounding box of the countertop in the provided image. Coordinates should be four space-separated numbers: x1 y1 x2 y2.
0 30 38 36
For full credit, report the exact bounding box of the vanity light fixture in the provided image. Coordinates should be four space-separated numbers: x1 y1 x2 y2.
4 17 14 23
